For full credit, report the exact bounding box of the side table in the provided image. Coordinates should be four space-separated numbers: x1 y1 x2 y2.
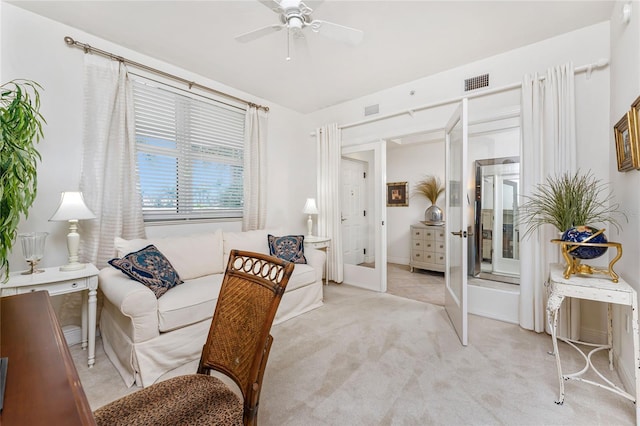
547 263 639 423
1 264 100 368
304 235 331 286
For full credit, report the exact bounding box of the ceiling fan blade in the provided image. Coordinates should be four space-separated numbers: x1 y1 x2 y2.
235 24 285 43
257 0 283 14
309 20 364 46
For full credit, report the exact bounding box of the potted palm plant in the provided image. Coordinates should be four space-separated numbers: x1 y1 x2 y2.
519 170 625 259
1 80 45 281
413 175 445 224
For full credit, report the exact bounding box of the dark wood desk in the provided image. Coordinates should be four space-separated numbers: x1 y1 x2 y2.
0 290 95 425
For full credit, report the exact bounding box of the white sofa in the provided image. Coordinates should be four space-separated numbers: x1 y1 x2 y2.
98 228 325 387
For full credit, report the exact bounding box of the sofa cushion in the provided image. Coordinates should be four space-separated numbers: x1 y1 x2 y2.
115 229 224 280
109 245 183 298
268 234 307 264
222 228 280 266
157 274 224 332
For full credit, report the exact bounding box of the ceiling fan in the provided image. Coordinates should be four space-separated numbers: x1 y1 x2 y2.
236 0 364 55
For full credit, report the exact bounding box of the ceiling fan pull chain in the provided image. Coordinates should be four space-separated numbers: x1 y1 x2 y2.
286 27 291 61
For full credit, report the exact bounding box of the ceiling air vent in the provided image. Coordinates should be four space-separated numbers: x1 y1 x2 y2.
464 73 489 92
364 104 379 116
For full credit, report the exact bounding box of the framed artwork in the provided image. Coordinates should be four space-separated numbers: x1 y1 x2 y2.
630 96 640 170
387 182 408 206
614 111 639 172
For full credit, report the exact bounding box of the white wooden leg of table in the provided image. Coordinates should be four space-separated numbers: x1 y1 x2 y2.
632 297 640 425
81 291 88 351
547 292 565 405
88 287 97 368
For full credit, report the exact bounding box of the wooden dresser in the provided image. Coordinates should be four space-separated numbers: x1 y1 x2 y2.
409 223 446 273
0 291 95 425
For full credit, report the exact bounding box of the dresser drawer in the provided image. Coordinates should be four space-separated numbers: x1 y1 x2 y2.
434 252 446 265
412 228 425 239
15 278 89 296
412 239 435 250
424 229 435 240
434 241 445 253
411 250 425 263
435 228 446 241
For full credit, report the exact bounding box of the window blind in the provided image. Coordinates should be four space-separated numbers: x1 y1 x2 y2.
132 78 245 221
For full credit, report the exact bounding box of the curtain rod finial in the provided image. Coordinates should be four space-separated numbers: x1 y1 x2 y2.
64 36 75 46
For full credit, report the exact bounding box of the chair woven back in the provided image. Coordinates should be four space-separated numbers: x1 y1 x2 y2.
198 249 294 424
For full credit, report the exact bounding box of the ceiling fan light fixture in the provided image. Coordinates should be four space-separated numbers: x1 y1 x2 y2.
288 15 304 29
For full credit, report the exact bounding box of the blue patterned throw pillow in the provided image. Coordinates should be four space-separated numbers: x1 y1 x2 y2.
268 234 307 264
109 245 183 298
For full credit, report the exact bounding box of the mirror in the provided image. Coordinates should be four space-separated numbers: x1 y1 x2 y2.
471 156 520 284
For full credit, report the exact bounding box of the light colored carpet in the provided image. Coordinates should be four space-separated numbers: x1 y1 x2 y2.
386 263 445 306
72 284 634 425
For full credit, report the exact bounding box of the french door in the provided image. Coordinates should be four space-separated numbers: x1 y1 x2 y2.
341 140 387 292
445 98 469 346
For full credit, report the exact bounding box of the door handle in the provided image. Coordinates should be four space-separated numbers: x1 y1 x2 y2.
451 230 469 238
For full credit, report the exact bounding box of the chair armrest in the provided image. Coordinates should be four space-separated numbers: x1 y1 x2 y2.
304 248 326 282
99 267 160 342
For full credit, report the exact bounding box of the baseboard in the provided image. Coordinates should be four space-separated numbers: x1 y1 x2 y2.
579 326 607 345
468 282 519 324
615 350 635 396
387 256 408 265
62 325 82 346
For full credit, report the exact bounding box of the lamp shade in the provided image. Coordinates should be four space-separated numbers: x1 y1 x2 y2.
302 198 319 215
49 192 96 221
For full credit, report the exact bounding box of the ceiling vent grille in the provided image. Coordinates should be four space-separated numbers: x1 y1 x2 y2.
364 104 379 116
464 74 489 92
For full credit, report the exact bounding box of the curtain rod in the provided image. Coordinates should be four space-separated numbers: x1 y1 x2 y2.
64 36 269 112
335 59 609 132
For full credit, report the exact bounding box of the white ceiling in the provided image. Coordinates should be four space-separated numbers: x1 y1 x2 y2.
9 0 614 114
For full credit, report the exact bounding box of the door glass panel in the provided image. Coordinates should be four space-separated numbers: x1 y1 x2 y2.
341 141 387 293
444 98 468 347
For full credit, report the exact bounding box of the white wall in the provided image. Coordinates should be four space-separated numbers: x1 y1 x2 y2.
608 0 640 394
2 4 313 325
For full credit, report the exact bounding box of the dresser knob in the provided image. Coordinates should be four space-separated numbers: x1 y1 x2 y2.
71 282 78 288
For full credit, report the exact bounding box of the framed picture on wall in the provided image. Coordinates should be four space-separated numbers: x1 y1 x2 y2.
629 96 640 170
387 182 408 206
614 111 639 172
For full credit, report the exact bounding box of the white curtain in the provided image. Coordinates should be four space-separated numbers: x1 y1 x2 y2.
79 55 145 268
317 123 343 283
242 106 268 231
520 62 577 335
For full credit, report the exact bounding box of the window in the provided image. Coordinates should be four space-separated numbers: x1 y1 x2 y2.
132 78 245 221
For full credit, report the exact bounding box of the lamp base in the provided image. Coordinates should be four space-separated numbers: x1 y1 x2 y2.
60 262 86 272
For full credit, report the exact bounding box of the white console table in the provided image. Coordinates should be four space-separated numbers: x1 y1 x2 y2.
547 263 639 423
1 264 99 368
304 235 331 286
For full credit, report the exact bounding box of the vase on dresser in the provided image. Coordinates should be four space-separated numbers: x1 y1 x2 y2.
423 203 444 225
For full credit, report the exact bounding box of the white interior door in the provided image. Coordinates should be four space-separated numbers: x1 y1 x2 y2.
341 140 387 292
445 98 469 346
341 158 366 265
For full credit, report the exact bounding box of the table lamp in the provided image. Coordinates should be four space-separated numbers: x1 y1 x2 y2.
49 191 96 271
303 198 318 237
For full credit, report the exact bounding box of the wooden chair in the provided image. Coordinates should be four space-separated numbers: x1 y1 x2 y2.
94 250 294 426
